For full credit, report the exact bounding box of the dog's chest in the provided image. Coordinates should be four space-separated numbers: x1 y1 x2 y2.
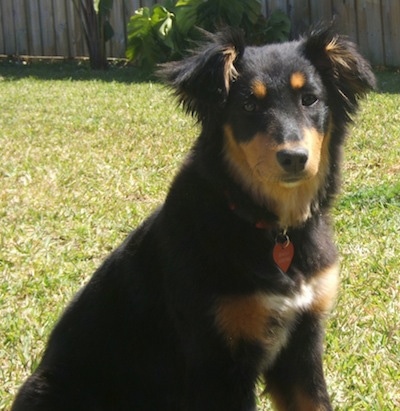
214 264 339 366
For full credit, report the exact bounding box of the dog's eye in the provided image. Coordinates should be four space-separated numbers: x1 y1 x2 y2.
301 94 318 107
243 102 257 112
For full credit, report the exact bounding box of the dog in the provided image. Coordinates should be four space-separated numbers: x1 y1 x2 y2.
12 27 375 411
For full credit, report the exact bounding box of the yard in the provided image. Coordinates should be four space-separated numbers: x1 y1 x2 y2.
0 61 399 410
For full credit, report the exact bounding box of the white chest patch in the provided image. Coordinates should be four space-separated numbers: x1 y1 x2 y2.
267 282 315 315
214 264 339 369
260 283 315 367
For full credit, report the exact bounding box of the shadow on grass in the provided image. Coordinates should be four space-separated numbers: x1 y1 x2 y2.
372 69 400 94
0 58 158 84
2 58 399 92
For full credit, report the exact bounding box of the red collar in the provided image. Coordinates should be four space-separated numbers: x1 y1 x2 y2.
225 190 279 231
225 190 295 272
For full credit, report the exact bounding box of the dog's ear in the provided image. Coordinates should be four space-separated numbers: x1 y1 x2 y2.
159 28 245 120
303 27 376 119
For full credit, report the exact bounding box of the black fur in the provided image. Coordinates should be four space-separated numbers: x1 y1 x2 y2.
12 28 375 411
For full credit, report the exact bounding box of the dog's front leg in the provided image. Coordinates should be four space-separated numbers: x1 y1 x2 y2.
181 342 258 411
264 312 333 411
183 374 257 411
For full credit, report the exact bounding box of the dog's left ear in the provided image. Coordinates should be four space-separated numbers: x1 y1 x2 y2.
303 28 376 119
159 28 245 121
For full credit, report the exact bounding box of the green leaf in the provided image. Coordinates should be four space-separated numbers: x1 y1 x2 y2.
126 0 289 68
223 0 246 26
265 10 291 43
127 8 151 38
151 6 175 49
246 0 262 25
126 8 153 61
126 6 173 68
158 14 174 39
96 0 114 16
150 5 171 25
195 0 247 30
174 0 202 36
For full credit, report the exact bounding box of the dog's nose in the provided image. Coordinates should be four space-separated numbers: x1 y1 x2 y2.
276 148 309 173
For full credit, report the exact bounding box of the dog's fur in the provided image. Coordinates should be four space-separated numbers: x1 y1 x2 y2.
12 28 375 411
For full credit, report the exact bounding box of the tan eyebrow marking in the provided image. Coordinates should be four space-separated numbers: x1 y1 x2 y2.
251 80 267 99
290 72 306 89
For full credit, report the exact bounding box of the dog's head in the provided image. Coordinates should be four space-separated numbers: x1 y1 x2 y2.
162 28 375 227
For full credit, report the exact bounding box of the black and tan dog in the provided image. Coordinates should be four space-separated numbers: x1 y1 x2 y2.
12 28 375 411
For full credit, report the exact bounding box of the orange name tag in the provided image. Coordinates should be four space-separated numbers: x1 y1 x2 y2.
273 241 294 273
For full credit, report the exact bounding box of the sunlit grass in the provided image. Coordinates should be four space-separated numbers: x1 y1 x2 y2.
1 62 399 410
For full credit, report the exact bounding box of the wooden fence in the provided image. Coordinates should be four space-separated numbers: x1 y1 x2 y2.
0 0 399 66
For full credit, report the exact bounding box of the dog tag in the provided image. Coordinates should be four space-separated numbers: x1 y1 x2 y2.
273 239 294 273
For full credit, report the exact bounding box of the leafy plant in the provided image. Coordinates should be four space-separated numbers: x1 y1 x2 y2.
73 0 114 70
257 10 291 44
126 0 291 69
126 5 178 70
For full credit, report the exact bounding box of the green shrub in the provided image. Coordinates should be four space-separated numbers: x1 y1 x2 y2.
126 0 290 69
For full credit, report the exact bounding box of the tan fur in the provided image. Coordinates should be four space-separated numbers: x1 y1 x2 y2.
223 123 332 228
270 387 325 411
294 388 327 411
268 387 288 411
252 80 268 99
214 262 339 356
290 71 306 89
214 293 271 346
325 38 370 97
222 47 239 92
268 385 329 410
310 263 340 315
325 38 352 69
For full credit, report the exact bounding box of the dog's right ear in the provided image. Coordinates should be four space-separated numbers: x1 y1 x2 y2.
159 28 245 120
302 27 376 121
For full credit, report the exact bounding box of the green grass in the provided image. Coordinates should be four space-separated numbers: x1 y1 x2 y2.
1 61 399 410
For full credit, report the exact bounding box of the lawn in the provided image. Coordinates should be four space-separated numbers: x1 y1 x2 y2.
0 61 399 410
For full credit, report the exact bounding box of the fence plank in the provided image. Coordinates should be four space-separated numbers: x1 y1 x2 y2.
267 0 289 15
382 0 400 66
123 0 136 47
53 0 70 57
39 0 56 56
66 1 77 57
1 0 16 55
0 1 4 54
26 0 43 56
53 0 69 56
13 0 29 54
109 0 126 58
141 0 155 7
357 0 384 65
287 0 311 36
72 2 88 57
124 0 138 17
261 0 267 17
310 0 332 24
331 0 358 42
126 0 144 14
